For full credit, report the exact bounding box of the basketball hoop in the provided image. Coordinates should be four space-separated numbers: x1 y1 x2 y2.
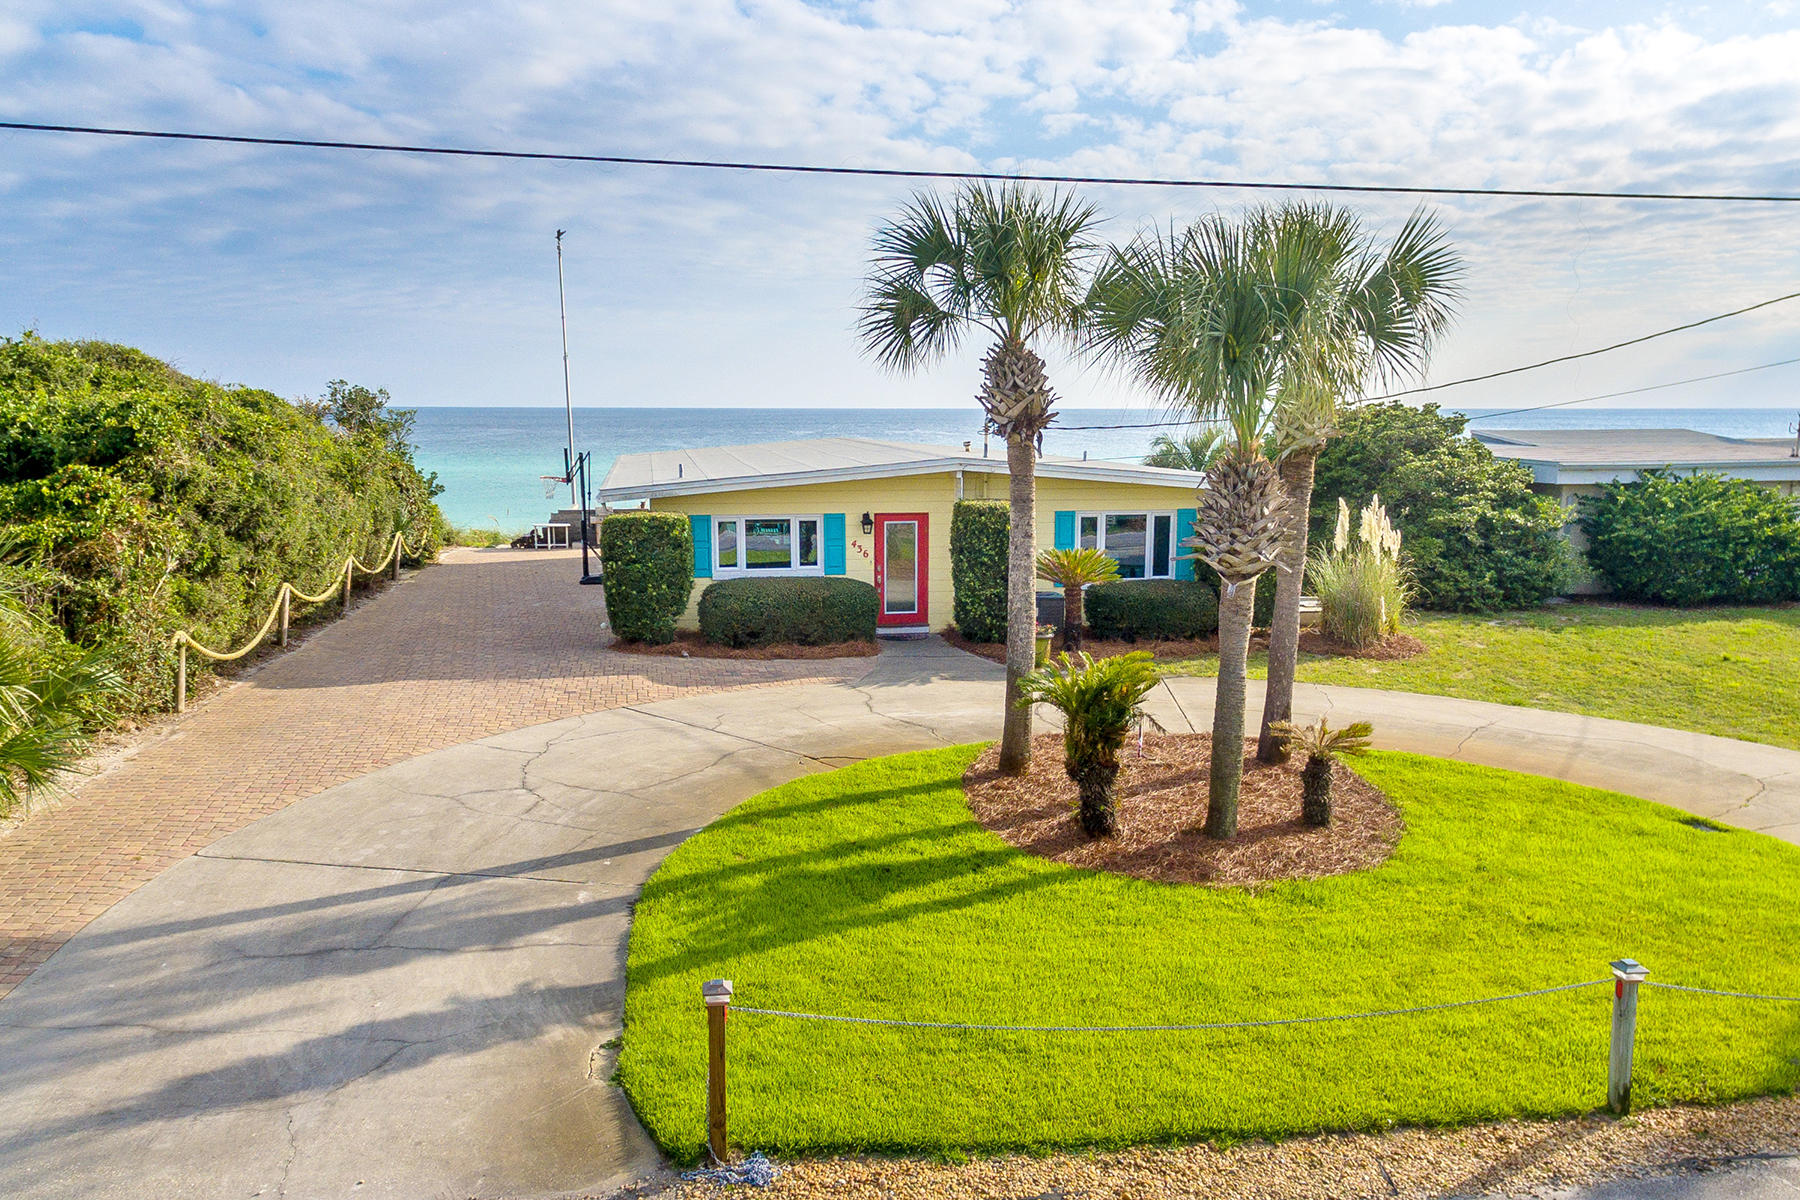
540 474 564 500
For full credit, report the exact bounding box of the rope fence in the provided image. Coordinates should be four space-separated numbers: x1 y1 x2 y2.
171 531 423 712
694 958 1800 1166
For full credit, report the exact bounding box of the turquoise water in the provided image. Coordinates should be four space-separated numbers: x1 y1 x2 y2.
411 406 1797 533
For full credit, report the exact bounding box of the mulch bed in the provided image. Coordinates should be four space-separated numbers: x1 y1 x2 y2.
963 732 1400 887
941 625 1425 664
609 631 879 660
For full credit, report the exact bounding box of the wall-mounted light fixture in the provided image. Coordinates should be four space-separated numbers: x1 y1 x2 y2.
861 512 874 535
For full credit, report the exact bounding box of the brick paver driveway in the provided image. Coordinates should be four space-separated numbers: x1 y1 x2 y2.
0 547 874 997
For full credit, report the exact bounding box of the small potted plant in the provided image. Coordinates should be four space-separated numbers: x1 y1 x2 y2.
1270 715 1374 827
1034 623 1056 666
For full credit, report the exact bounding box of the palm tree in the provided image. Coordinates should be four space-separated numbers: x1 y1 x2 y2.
0 577 123 812
1255 206 1461 762
860 183 1103 774
1017 650 1160 837
1142 428 1227 472
1034 547 1119 654
1088 214 1302 839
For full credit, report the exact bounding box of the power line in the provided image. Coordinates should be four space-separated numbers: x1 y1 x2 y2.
5 120 1800 204
1370 290 1800 399
1460 355 1800 421
1059 352 1800 431
1059 289 1800 430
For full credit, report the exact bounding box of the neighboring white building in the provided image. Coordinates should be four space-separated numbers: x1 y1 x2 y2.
1475 427 1800 593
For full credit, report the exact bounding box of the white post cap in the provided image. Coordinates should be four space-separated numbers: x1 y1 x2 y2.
1610 958 1650 982
702 979 734 1005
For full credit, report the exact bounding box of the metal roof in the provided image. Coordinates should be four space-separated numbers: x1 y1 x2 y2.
595 436 1205 501
1475 428 1800 486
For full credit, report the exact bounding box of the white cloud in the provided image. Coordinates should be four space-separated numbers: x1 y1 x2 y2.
0 1 1796 413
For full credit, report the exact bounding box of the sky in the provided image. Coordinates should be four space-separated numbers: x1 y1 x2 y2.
1 1 1798 413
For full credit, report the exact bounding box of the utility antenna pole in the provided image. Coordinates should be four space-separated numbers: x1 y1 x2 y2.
556 229 577 506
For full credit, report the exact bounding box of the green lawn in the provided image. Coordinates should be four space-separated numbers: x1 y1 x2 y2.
619 746 1800 1161
1160 603 1800 750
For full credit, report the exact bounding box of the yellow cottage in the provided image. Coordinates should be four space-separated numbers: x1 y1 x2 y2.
595 437 1206 633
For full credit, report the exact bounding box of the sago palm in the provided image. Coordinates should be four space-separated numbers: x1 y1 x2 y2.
1034 546 1119 653
1016 650 1160 837
1256 205 1461 763
860 182 1103 774
1269 715 1373 827
1088 213 1301 839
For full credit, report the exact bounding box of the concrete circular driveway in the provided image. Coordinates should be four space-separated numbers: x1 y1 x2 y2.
1 638 1795 1198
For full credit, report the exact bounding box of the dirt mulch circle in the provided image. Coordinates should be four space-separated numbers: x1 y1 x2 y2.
609 631 879 660
964 731 1400 887
941 626 1425 665
1299 629 1426 660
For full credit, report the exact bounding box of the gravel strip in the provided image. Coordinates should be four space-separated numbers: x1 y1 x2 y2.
580 1094 1800 1199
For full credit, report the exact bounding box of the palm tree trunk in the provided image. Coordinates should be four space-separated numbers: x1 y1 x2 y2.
1257 448 1318 763
1205 574 1256 839
998 431 1037 774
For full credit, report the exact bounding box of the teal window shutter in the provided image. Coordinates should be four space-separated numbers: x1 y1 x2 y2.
690 514 712 578
823 513 846 575
1175 508 1198 580
1053 510 1076 551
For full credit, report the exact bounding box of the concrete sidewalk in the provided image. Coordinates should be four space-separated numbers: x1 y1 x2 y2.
1 638 1796 1198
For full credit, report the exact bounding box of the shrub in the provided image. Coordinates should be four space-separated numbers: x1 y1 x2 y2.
1579 471 1800 605
1312 402 1570 611
1307 496 1410 647
698 577 878 647
1269 715 1374 827
1085 580 1219 641
0 334 444 715
950 500 1009 642
1017 650 1161 837
600 512 694 644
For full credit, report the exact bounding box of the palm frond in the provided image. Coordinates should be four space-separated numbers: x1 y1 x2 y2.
1035 546 1121 588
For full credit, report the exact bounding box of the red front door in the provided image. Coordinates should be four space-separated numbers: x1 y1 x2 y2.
873 513 928 629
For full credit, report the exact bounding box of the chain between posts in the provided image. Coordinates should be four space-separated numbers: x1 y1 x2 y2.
172 532 420 712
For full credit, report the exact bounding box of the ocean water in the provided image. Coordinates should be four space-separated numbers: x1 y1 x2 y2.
411 405 1800 533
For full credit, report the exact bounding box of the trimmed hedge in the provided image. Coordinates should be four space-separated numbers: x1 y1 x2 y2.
698 577 878 647
601 512 694 644
1580 471 1800 605
950 500 1008 643
1086 580 1219 641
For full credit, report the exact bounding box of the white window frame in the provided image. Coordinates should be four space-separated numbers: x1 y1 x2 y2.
713 514 826 578
1077 510 1178 580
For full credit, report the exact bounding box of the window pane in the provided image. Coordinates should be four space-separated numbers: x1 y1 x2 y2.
1106 513 1148 578
883 521 918 615
716 520 738 570
1153 514 1174 578
1079 515 1099 551
799 519 819 567
744 518 792 569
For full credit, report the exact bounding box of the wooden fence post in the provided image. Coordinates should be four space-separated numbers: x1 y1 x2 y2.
703 978 734 1164
343 560 353 611
1608 957 1649 1113
175 639 187 713
278 585 291 648
392 536 402 581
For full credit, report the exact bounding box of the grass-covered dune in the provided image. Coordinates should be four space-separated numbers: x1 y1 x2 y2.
0 334 445 714
621 746 1800 1161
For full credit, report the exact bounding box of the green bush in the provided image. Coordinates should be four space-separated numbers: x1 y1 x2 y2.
698 577 878 647
1308 497 1409 647
0 335 444 715
600 512 695 644
1580 471 1800 605
1312 402 1570 611
950 500 1008 642
1085 579 1219 641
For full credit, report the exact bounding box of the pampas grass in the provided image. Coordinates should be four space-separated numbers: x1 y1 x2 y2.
1309 496 1410 647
